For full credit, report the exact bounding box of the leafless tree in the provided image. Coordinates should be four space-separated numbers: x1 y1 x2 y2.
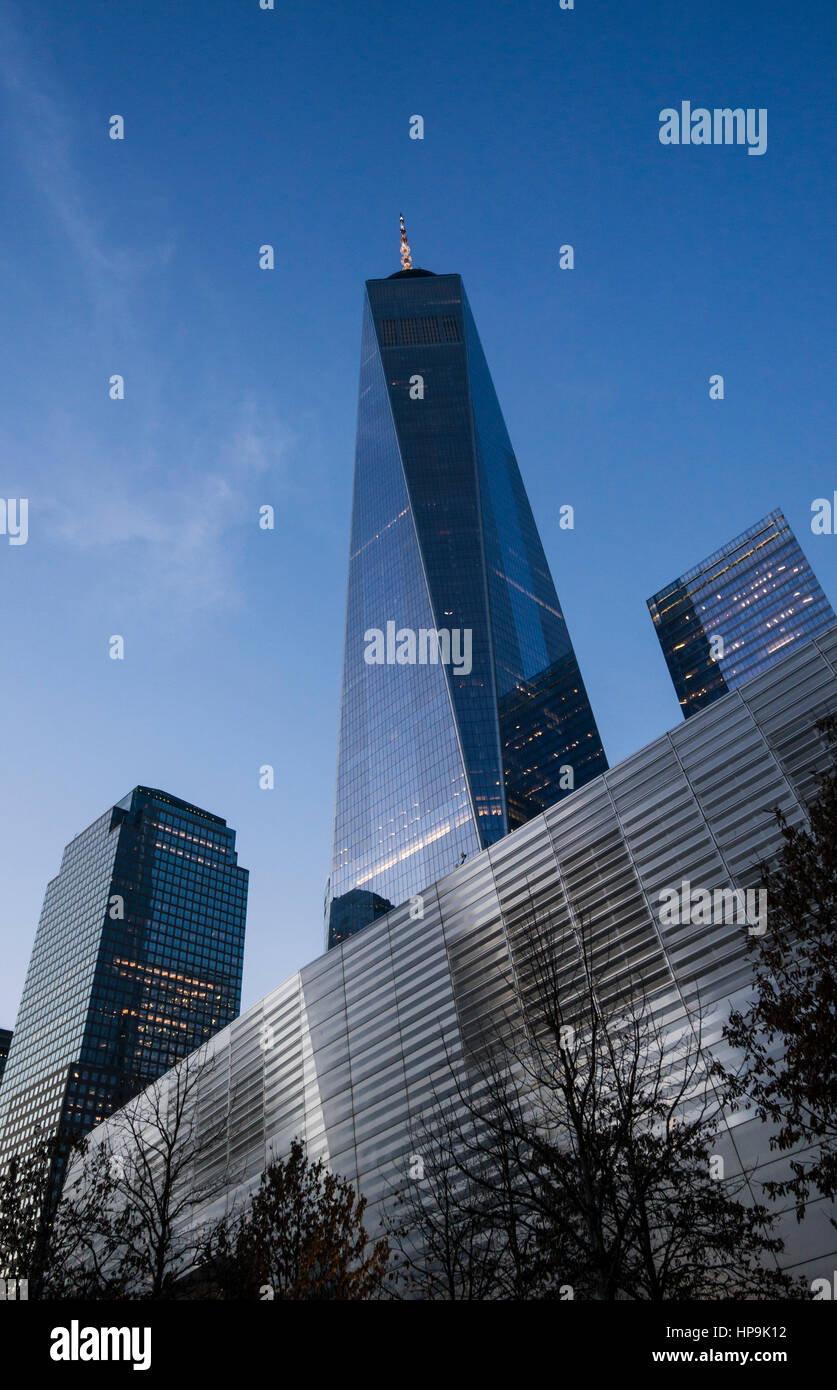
0 1133 134 1298
386 1098 527 1299
45 1138 136 1298
60 1046 226 1298
390 900 806 1300
0 1137 59 1294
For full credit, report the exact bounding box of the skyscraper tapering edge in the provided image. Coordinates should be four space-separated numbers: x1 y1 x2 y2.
326 230 607 947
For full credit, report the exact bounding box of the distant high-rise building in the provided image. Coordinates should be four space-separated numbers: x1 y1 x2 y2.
647 508 836 718
0 1029 12 1090
326 221 607 948
0 787 248 1195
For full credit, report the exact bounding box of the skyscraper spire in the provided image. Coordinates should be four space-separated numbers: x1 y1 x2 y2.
325 264 608 948
399 214 413 271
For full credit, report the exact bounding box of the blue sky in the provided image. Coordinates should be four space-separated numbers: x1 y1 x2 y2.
1 0 836 1025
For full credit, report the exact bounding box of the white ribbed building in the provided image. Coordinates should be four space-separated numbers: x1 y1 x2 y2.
72 627 837 1287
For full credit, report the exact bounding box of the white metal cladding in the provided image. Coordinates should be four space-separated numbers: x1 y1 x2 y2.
71 628 837 1282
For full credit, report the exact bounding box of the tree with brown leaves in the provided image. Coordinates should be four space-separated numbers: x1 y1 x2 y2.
202 1139 390 1300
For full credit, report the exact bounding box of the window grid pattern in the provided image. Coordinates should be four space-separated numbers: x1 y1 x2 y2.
327 271 606 947
648 509 836 717
0 787 248 1186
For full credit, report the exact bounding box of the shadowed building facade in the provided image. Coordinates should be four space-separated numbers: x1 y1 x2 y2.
0 786 248 1197
0 1029 12 1091
326 222 607 947
647 508 835 718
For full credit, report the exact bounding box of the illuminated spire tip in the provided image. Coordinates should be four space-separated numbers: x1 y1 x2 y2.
399 214 413 271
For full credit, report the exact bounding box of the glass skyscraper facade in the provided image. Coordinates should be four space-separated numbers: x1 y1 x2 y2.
326 254 607 948
0 786 248 1194
648 508 835 718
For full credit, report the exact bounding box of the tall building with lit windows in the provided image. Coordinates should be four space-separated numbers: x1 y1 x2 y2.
647 508 835 718
326 221 607 948
0 787 247 1196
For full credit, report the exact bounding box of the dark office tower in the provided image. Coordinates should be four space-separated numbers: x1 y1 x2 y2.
0 787 247 1194
0 1029 12 1090
648 508 836 718
326 221 607 948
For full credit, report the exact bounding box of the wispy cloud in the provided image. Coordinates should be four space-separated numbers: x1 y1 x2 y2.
0 9 305 618
0 6 167 321
45 395 295 614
